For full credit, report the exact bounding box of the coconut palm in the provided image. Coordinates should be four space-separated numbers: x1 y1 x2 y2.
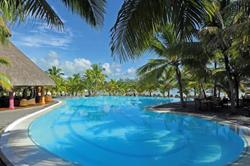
137 25 204 106
66 73 83 96
158 69 176 97
199 0 250 109
47 66 65 95
83 64 106 96
105 79 119 95
137 77 158 97
47 66 64 77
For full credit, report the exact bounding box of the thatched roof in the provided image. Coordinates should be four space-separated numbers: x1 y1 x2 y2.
0 42 55 86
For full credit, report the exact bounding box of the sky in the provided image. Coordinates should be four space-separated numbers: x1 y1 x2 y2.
10 0 153 79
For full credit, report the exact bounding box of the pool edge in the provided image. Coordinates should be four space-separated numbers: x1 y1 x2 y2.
0 100 74 166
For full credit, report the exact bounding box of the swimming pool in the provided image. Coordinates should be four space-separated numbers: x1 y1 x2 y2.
29 96 245 166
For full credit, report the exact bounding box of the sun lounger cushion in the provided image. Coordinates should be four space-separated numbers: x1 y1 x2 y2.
27 98 36 105
45 96 52 102
20 99 29 107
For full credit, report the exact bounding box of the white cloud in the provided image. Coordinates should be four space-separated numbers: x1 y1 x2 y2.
101 63 136 80
33 51 92 76
63 58 92 76
126 67 136 79
20 34 71 48
13 22 73 49
33 51 60 69
32 51 137 79
127 67 136 74
45 51 60 66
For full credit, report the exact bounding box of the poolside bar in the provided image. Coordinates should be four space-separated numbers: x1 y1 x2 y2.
0 42 55 110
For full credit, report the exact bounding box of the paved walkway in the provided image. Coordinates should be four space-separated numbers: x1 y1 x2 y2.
0 101 73 166
0 102 56 165
0 102 57 131
153 102 250 128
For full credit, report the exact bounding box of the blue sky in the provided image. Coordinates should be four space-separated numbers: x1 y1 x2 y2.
10 0 153 79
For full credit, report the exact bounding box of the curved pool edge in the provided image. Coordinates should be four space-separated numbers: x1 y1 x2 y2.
1 98 249 166
150 105 250 166
0 100 74 166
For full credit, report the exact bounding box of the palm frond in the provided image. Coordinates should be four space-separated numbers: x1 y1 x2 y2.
0 57 10 65
136 59 167 76
160 24 178 46
0 0 24 21
179 42 207 62
110 0 170 61
0 16 11 42
0 73 12 91
172 0 214 39
212 67 226 79
110 0 214 61
150 38 167 57
0 0 106 30
21 0 64 29
223 0 250 16
61 0 106 27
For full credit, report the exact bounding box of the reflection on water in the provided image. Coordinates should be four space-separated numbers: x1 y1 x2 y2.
30 96 244 166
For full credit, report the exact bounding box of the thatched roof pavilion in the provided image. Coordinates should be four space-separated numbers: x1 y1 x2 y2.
0 42 55 109
0 42 55 86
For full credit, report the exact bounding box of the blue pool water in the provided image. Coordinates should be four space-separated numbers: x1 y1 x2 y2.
29 96 245 166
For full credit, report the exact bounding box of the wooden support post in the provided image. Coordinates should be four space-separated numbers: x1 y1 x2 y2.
9 91 15 110
40 87 45 105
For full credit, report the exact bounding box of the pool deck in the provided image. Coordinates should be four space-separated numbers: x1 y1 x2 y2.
0 100 250 166
0 100 73 166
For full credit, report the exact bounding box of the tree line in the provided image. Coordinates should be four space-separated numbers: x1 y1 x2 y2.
47 64 181 97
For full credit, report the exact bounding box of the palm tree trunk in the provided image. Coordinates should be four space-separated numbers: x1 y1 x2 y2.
193 88 196 97
200 82 207 99
213 61 217 97
223 54 236 110
234 75 240 108
167 90 170 97
175 66 185 107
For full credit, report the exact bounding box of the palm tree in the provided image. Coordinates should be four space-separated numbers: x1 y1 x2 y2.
83 64 106 96
47 66 65 95
158 69 176 97
136 77 157 97
199 0 250 109
47 66 64 77
66 73 83 96
0 57 12 91
105 79 119 95
137 25 203 106
110 0 215 61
